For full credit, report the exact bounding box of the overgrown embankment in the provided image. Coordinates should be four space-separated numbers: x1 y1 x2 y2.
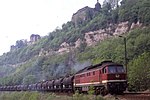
0 92 105 100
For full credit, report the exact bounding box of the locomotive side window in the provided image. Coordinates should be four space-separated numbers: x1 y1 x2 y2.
87 73 88 76
93 71 95 75
79 74 85 78
102 68 106 73
87 72 91 76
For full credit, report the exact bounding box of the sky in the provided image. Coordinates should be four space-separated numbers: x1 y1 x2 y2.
0 0 104 55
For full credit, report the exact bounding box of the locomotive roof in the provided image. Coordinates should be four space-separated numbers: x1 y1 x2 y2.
75 60 121 74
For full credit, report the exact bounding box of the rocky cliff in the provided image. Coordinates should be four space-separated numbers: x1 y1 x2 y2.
38 21 142 56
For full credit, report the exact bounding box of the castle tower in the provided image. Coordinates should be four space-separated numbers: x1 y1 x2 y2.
95 0 101 11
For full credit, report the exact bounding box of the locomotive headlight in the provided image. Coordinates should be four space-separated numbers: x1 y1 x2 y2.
115 74 120 78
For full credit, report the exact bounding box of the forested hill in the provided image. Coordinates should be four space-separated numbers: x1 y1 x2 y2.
0 0 150 91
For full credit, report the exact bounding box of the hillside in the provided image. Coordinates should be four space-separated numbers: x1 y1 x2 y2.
0 0 150 91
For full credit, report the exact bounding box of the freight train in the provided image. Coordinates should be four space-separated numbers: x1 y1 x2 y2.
0 61 127 95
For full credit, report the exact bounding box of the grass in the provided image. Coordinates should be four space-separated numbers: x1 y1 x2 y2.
0 91 106 100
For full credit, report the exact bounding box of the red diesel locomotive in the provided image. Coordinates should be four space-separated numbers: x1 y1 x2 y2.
0 61 127 95
74 61 127 94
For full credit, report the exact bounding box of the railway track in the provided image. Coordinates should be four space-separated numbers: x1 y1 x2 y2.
47 91 150 99
115 92 150 100
47 91 150 100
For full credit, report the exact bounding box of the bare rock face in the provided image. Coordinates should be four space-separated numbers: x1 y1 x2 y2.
75 38 83 48
60 42 69 48
130 21 142 30
113 21 129 36
83 21 138 46
57 42 70 54
84 29 110 46
85 31 97 46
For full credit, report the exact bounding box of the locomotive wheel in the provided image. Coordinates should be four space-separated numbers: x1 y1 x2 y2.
95 87 101 95
100 87 108 96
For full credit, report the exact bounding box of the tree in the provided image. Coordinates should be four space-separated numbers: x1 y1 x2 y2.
128 52 150 91
16 40 27 48
111 8 119 23
102 2 111 14
103 0 120 9
23 75 37 84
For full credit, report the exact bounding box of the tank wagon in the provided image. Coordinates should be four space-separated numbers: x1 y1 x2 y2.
0 61 127 95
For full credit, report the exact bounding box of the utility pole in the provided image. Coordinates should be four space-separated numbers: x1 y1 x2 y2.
119 35 127 74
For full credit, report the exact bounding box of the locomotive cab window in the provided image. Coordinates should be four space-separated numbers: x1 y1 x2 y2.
108 66 116 73
108 65 125 73
117 66 125 73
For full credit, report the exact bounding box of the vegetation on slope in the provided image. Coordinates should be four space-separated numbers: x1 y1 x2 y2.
0 0 149 65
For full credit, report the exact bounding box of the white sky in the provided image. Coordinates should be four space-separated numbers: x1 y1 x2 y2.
0 0 104 55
